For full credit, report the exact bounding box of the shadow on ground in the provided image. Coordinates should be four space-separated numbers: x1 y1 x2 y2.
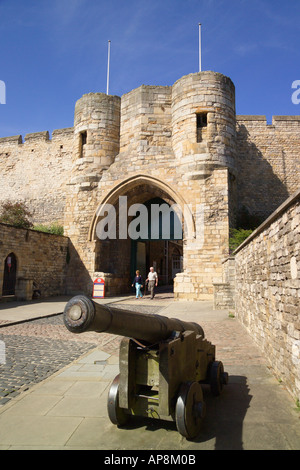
112 375 251 450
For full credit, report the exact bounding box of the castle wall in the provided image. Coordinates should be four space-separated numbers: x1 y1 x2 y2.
0 223 69 299
63 88 179 295
63 73 234 299
0 71 299 301
0 128 74 225
171 72 235 299
71 93 120 189
63 93 121 295
234 189 300 401
120 85 173 158
174 166 230 300
236 116 300 223
172 72 236 172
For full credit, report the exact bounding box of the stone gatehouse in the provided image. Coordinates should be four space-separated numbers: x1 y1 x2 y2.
0 71 299 299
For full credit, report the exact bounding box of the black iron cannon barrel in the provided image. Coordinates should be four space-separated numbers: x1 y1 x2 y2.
63 295 205 344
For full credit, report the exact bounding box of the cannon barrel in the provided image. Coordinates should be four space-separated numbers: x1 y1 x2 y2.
63 295 205 344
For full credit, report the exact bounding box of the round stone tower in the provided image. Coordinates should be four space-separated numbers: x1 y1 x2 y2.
71 92 121 188
172 71 236 179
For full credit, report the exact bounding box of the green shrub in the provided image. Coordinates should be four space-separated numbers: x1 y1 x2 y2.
229 228 253 252
0 201 33 229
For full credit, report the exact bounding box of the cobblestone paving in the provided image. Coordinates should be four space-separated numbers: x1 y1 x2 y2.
0 304 162 406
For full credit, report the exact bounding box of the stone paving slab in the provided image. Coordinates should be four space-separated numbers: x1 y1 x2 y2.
0 341 299 450
1 356 298 451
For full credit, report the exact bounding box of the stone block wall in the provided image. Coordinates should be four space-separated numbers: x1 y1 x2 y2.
0 71 299 301
0 223 69 299
71 93 121 189
234 189 300 401
69 72 235 299
120 85 172 157
174 166 231 300
213 256 236 309
172 72 236 172
236 116 300 223
0 129 74 225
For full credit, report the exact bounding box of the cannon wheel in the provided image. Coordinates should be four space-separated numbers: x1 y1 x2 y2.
107 374 130 426
209 361 228 396
175 382 205 439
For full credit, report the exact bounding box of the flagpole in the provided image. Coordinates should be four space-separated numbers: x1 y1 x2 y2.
106 40 111 95
198 23 202 72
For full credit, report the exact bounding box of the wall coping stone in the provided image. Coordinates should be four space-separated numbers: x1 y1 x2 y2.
236 115 266 121
0 135 23 144
0 222 69 239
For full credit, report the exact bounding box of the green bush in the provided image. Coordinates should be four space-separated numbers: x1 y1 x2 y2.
0 201 33 229
229 228 253 253
33 222 64 236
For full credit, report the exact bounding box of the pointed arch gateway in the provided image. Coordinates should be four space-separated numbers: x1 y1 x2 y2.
89 175 195 241
89 174 196 296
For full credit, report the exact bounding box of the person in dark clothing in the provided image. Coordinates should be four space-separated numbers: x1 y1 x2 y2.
132 270 143 299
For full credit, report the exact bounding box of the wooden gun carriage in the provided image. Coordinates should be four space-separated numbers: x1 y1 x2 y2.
63 295 228 439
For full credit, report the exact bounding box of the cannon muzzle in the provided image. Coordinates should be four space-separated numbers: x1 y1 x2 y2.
63 295 205 344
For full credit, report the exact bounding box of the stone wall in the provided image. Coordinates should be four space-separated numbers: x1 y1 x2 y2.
0 223 69 299
236 116 300 223
172 72 236 172
0 71 299 301
71 93 120 189
213 256 236 310
64 73 234 299
234 189 300 401
0 128 74 225
120 85 172 158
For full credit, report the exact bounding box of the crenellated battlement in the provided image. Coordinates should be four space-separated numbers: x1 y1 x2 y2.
0 71 299 229
0 127 74 148
237 115 300 127
0 135 23 145
0 126 74 225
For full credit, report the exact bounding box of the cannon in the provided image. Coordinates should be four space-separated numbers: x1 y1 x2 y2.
63 295 228 439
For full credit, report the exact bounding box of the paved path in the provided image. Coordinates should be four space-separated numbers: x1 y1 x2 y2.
0 295 299 450
0 299 161 405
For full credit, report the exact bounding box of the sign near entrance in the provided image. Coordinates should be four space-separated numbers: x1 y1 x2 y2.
93 278 105 299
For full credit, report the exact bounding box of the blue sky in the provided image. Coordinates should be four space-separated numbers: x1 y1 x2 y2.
0 0 299 137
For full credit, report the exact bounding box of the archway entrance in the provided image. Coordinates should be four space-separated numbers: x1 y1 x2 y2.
2 253 17 296
129 197 183 286
91 178 187 295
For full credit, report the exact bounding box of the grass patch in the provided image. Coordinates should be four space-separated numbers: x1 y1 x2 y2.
33 222 64 236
